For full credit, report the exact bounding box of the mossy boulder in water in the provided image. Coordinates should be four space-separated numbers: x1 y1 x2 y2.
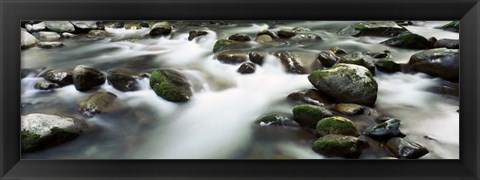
439 21 459 32
292 104 333 129
367 118 405 141
41 69 74 86
317 50 340 68
73 65 106 92
316 116 360 137
338 53 376 74
216 50 248 64
150 69 193 102
188 30 208 41
338 21 407 37
312 134 368 158
213 39 235 53
149 21 172 37
21 113 88 153
386 137 429 159
308 63 378 106
381 33 429 49
408 48 459 82
107 71 140 92
79 91 118 117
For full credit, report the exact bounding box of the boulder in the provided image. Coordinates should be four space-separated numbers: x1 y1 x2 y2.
41 69 74 86
255 34 273 43
366 50 390 59
38 31 61 40
338 21 407 37
87 30 107 38
33 80 60 90
316 116 360 137
274 51 307 74
292 104 333 129
408 48 459 82
149 22 172 37
70 21 98 31
367 118 405 141
237 62 256 74
277 29 296 38
329 47 349 56
79 91 118 117
381 33 429 49
216 50 248 64
317 50 339 68
374 60 401 73
25 22 46 32
62 32 76 38
21 29 38 49
213 39 235 53
386 138 429 159
248 51 265 65
73 65 106 91
312 134 368 158
333 103 364 115
308 63 378 106
107 70 140 92
228 34 251 42
150 69 193 102
45 21 75 33
188 30 208 41
433 39 459 49
338 53 376 74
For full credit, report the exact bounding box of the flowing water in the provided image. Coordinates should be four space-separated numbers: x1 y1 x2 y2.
21 21 459 159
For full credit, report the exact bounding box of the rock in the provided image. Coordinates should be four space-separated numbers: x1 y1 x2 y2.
317 50 340 67
293 27 310 32
338 53 376 75
216 50 248 64
79 91 118 117
312 134 368 158
367 118 405 141
255 114 299 128
381 33 429 49
439 21 459 32
386 138 429 159
213 39 235 53
433 39 459 49
277 29 296 38
150 21 172 37
150 69 193 102
124 23 142 30
107 71 140 92
70 21 98 30
255 34 273 43
375 116 393 124
366 50 390 59
274 51 307 74
329 47 349 56
188 30 208 41
248 51 265 65
338 21 407 37
21 113 88 153
287 89 331 106
292 104 333 129
228 34 251 42
333 103 364 115
38 41 64 49
21 29 38 49
111 22 125 28
237 62 256 74
45 21 75 33
33 80 60 90
308 63 378 106
87 30 107 38
374 60 401 73
73 65 106 91
41 69 74 86
26 22 46 32
257 30 278 38
61 32 76 38
139 22 150 28
316 116 360 137
428 37 438 48
408 48 459 82
291 33 321 41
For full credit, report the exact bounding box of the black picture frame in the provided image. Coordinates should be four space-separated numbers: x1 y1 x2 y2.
1 0 479 179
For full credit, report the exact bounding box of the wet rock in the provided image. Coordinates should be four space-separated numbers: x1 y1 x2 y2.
45 21 75 33
312 134 368 158
291 33 322 41
255 114 299 128
150 69 193 102
374 60 401 73
375 116 393 123
70 21 98 31
124 23 142 30
248 51 265 65
188 30 208 41
367 118 405 141
38 31 61 40
79 91 118 117
21 29 38 49
292 104 333 129
33 80 60 90
41 69 74 86
87 30 107 38
38 41 64 49
61 32 76 38
366 50 390 59
257 30 278 38
329 47 349 56
293 27 310 32
316 116 360 137
381 33 429 49
73 65 106 91
386 137 429 159
408 48 459 82
317 50 340 68
439 21 459 33
255 34 273 43
228 34 251 42
287 89 331 106
25 22 46 32
433 39 459 49
21 113 88 153
338 21 407 37
427 81 459 97
253 113 313 141
111 22 125 28
213 39 235 53
395 21 415 26
308 63 378 106
139 22 150 28
237 62 256 74
277 29 296 38
216 50 248 64
107 71 140 92
333 103 364 115
338 53 376 75
274 51 307 74
149 22 172 37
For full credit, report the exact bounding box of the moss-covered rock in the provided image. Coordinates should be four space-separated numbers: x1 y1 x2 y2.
292 104 333 129
73 65 106 92
439 21 459 32
333 103 364 115
308 63 378 106
338 53 376 74
312 134 368 158
408 48 459 82
213 39 235 53
237 62 256 74
107 70 140 92
374 60 401 73
228 34 251 42
381 33 429 49
316 116 360 137
79 91 118 117
287 89 331 106
188 30 208 41
149 21 172 37
41 69 74 86
150 69 193 102
274 51 307 74
338 21 407 37
386 137 429 159
317 50 339 68
367 118 405 141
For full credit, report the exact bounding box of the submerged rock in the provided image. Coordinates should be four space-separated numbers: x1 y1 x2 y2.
374 60 401 73
333 103 364 115
381 33 429 49
433 39 459 49
107 71 140 92
312 134 368 158
213 39 235 53
33 80 60 90
38 41 64 49
308 63 378 106
248 51 265 65
41 69 74 86
367 118 405 141
439 21 459 32
287 89 331 106
73 65 106 91
21 29 38 49
45 21 75 33
274 51 307 74
150 69 193 102
228 34 251 42
338 21 407 37
408 48 459 82
149 22 172 37
188 30 208 41
316 116 360 137
338 53 376 74
386 138 429 159
317 50 339 68
21 113 88 153
292 104 333 129
237 62 256 74
216 50 248 64
79 91 118 117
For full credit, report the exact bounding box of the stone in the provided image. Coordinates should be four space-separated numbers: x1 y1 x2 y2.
150 22 172 37
317 50 340 68
386 138 429 159
367 118 405 141
107 70 140 92
21 29 38 49
333 103 364 115
73 65 106 91
274 51 307 74
374 60 401 73
38 41 64 49
433 39 459 49
237 62 256 74
188 30 208 41
338 53 376 75
79 91 118 117
381 33 430 49
292 104 333 129
228 34 251 42
41 69 74 86
312 134 368 158
150 69 193 102
248 51 265 65
338 21 407 37
316 116 360 137
408 48 459 82
33 80 60 90
216 50 248 64
45 21 75 33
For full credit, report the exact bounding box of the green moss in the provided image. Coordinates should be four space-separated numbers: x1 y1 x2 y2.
150 69 192 102
354 23 369 30
107 71 134 82
316 116 360 136
292 104 333 128
441 21 459 29
257 115 278 123
312 134 366 158
213 39 234 53
21 130 41 153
